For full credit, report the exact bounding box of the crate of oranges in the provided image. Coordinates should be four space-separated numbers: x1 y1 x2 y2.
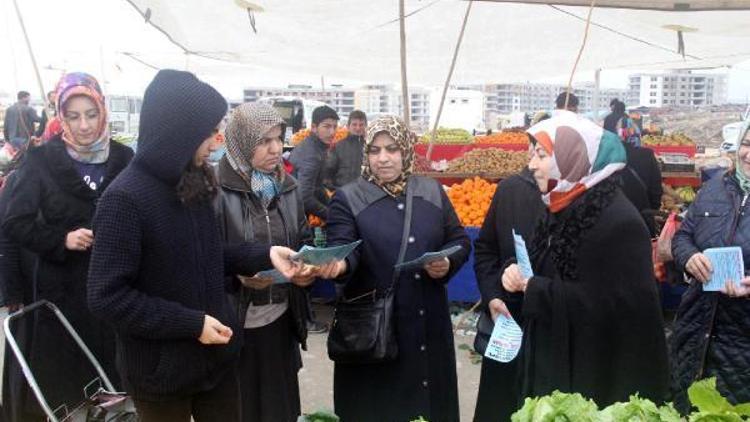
446 177 497 227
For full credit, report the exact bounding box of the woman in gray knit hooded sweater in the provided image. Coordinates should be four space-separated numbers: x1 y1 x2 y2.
215 103 316 422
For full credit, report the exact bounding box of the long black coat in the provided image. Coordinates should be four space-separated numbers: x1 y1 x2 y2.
326 176 470 422
514 188 669 406
0 169 41 422
671 172 750 413
2 137 132 414
472 169 545 422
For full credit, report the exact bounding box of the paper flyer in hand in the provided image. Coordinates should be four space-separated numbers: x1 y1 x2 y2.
484 314 523 363
291 240 362 266
255 269 291 285
702 246 744 292
394 245 463 270
512 229 534 279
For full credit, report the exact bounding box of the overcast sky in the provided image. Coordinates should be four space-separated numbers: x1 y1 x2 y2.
2 0 750 103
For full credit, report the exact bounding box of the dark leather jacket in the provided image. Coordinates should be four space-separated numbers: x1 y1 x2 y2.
215 157 312 349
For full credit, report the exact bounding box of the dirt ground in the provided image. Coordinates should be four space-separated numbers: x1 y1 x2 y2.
298 304 482 420
0 305 484 421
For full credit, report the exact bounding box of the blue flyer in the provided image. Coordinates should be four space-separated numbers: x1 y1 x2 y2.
703 247 744 292
291 240 362 266
394 245 463 270
484 314 523 363
512 229 534 279
255 269 291 285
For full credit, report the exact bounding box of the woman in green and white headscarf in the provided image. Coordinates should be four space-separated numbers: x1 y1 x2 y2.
216 102 316 422
670 122 750 414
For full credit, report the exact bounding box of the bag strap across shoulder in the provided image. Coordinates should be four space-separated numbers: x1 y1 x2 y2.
383 182 414 296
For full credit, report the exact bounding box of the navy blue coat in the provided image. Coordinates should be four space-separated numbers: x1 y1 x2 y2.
671 172 750 412
326 176 470 422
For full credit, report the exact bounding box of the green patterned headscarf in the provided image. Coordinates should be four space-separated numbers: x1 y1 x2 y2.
736 125 750 194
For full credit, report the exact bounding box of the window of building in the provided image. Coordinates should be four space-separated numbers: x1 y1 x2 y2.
650 99 657 104
110 98 128 113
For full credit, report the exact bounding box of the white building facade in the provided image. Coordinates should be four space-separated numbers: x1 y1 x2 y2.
628 70 729 108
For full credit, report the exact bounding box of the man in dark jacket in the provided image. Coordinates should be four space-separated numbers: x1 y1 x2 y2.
3 91 40 145
289 105 339 219
472 167 546 422
620 141 662 236
87 69 300 422
325 110 366 189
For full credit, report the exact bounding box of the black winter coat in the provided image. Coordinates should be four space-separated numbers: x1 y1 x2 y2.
513 187 669 406
2 137 132 413
1 168 45 422
472 168 545 422
215 157 311 348
474 168 545 351
326 176 470 422
289 135 330 219
0 170 35 307
671 172 750 413
620 143 662 236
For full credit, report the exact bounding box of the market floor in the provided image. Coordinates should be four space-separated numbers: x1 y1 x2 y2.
0 306 483 421
299 304 482 421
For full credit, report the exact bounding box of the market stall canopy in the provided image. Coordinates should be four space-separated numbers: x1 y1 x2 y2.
125 0 750 85
474 1 750 11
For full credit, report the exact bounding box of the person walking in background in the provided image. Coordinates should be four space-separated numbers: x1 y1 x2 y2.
3 91 40 146
289 105 340 334
289 105 339 220
326 110 367 189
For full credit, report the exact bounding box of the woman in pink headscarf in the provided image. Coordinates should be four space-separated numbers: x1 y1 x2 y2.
3 72 133 419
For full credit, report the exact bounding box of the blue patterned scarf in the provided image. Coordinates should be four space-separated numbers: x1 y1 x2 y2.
251 170 279 208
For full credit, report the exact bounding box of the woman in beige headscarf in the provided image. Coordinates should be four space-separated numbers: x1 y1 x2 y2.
215 102 322 422
324 116 471 422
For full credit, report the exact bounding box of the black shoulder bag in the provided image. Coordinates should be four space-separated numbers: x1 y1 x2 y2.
327 186 414 364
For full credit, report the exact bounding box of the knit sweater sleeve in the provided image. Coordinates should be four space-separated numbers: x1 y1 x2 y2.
87 189 205 340
223 242 273 276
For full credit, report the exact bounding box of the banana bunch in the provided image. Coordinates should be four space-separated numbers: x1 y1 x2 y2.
676 186 696 203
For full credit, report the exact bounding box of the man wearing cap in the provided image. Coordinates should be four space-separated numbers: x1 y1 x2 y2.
289 105 339 220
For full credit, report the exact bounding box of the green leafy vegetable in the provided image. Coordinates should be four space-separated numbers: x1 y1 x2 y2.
511 390 599 421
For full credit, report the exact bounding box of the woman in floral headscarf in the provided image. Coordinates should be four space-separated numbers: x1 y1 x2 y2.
501 111 669 407
324 116 470 422
216 102 321 422
3 72 132 418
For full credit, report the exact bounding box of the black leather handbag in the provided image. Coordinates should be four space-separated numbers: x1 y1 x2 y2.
327 186 414 364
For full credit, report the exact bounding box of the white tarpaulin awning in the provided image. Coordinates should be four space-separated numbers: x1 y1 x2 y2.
124 0 750 85
475 1 750 11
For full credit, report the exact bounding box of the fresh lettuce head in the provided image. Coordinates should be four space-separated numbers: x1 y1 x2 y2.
511 391 599 422
599 395 681 422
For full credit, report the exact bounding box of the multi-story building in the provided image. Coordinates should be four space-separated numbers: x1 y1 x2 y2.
477 82 630 122
243 84 356 119
354 85 431 131
628 70 728 108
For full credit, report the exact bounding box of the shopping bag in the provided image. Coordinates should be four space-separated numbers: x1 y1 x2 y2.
656 212 679 263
